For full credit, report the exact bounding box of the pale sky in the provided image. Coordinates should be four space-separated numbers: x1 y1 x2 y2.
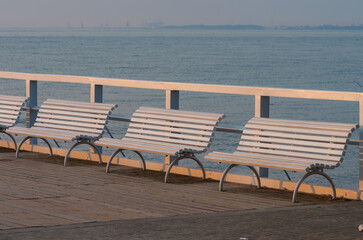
0 0 363 28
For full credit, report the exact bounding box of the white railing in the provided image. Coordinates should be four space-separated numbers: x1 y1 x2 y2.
1 71 362 197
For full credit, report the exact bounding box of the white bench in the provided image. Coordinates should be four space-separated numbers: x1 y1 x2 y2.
0 95 28 150
7 99 117 165
95 107 225 182
205 117 358 202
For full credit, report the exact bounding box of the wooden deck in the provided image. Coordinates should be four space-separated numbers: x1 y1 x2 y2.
0 147 340 231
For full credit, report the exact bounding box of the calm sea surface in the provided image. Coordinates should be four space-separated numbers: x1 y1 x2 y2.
0 29 362 189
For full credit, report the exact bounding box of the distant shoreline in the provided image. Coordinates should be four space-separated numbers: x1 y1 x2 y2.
1 24 363 31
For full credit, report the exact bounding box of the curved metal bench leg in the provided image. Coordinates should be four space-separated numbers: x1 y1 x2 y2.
219 164 237 191
132 151 146 171
247 166 261 189
16 136 31 158
219 164 261 191
292 171 336 203
40 138 53 157
3 132 17 150
164 155 205 183
106 149 124 173
106 150 146 173
16 136 53 158
64 141 102 166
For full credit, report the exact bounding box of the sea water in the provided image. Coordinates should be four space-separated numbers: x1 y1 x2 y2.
0 28 362 189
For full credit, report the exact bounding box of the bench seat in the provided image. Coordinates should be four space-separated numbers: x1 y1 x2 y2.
95 106 224 182
0 95 28 149
205 117 359 202
7 99 117 165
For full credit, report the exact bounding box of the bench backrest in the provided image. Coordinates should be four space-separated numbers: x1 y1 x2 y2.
125 107 225 151
238 117 358 165
0 95 28 129
34 99 117 137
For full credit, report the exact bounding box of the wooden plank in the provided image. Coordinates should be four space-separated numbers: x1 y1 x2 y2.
0 118 15 124
205 153 310 172
236 146 342 162
37 118 105 130
46 99 117 108
98 137 205 153
242 129 348 143
136 108 224 121
133 113 218 126
44 100 116 111
131 117 215 131
125 133 209 148
129 123 213 136
249 118 355 132
41 104 111 115
39 109 109 119
127 128 211 142
252 117 359 129
37 113 107 124
0 105 22 111
33 123 103 135
0 114 18 119
239 141 344 156
245 123 351 137
139 107 224 118
241 135 345 149
0 95 27 101
0 100 24 106
0 109 21 115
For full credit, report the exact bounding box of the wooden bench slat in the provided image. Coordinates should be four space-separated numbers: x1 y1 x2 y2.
0 105 23 111
0 94 27 99
0 114 18 120
125 133 209 148
251 117 358 129
29 126 99 137
127 128 211 142
131 117 215 131
44 100 117 111
39 109 109 119
34 123 103 135
241 135 345 150
242 129 348 143
121 138 206 152
239 141 344 156
46 99 117 109
139 107 225 118
97 139 179 156
136 108 224 121
207 152 336 169
128 123 213 136
0 118 16 124
245 123 351 137
6 127 75 141
236 146 342 162
0 109 19 115
249 118 354 132
41 104 111 115
205 153 310 172
232 151 341 165
37 113 107 124
133 113 218 126
0 100 26 106
36 118 106 130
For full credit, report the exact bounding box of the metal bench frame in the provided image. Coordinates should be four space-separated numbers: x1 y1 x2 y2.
0 95 28 150
205 117 358 202
7 99 117 165
96 107 224 182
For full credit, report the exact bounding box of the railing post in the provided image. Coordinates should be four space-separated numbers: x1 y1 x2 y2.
359 100 363 198
255 95 270 178
26 80 38 144
90 83 103 155
165 90 179 165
